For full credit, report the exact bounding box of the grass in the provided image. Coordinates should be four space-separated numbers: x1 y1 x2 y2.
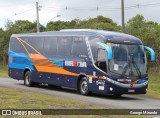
0 87 151 118
0 87 102 109
0 65 8 77
146 73 160 98
0 87 105 118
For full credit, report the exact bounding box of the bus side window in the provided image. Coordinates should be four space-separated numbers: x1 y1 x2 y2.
10 37 26 53
22 37 29 43
43 36 58 56
71 37 88 60
29 37 44 53
88 36 104 63
57 36 73 55
96 48 107 72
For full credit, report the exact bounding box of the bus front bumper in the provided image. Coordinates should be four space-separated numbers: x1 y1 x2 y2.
105 77 148 94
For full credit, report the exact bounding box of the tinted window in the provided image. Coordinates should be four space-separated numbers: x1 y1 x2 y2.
97 49 107 72
43 36 58 56
19 37 37 54
10 37 26 53
57 36 73 55
22 37 29 43
89 36 104 62
29 37 44 53
71 37 88 58
97 49 106 62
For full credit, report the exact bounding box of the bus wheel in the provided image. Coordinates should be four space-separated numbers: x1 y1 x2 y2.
79 77 90 96
24 71 33 87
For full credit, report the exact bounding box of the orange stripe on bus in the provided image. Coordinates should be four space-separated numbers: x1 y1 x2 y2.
14 37 105 80
16 37 30 55
131 80 139 84
16 37 41 55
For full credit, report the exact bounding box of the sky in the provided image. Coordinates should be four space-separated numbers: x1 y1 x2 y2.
0 0 160 29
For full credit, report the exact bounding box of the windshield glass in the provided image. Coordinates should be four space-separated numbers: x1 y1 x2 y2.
108 43 147 77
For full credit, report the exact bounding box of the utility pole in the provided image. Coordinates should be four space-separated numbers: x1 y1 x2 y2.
36 2 40 32
121 0 125 33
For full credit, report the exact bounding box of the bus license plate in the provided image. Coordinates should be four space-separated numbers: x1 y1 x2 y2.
128 89 135 93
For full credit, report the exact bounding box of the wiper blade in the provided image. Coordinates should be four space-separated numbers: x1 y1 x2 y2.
131 56 142 79
121 55 142 79
121 55 132 78
121 63 128 78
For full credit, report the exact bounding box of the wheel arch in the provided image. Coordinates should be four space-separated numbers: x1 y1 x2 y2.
77 74 88 91
23 68 32 79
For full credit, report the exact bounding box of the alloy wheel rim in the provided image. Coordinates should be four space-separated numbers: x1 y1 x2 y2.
26 75 30 85
81 80 88 94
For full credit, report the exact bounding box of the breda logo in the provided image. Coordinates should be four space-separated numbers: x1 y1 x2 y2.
65 61 87 67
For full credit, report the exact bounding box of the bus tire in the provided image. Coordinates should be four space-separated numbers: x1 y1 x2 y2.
79 77 90 96
24 71 34 87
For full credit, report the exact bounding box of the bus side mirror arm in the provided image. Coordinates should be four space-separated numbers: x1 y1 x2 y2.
96 42 112 60
144 46 155 61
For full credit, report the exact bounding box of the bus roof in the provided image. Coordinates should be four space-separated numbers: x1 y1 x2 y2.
12 29 142 44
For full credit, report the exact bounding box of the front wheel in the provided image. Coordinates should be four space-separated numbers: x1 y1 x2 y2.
79 77 90 96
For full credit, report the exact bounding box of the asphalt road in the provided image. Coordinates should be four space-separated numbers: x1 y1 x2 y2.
0 77 160 109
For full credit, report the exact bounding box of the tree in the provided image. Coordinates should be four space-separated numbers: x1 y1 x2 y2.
0 20 46 66
126 14 160 64
46 16 121 31
126 14 145 39
0 28 7 66
46 21 69 31
126 14 160 49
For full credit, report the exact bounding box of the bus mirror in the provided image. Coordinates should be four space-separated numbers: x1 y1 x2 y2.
96 42 112 60
144 46 155 61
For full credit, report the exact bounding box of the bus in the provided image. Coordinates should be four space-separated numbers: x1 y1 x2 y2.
8 29 155 96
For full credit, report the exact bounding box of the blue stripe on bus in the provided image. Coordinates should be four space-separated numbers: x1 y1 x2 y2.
8 63 34 70
50 60 64 68
8 51 34 70
137 80 148 84
9 51 64 69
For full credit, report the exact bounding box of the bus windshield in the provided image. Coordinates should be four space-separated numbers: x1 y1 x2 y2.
108 43 147 77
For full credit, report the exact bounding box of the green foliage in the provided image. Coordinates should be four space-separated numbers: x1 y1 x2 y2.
126 14 160 49
0 65 7 77
46 21 70 31
46 15 121 31
126 14 160 64
0 28 7 65
126 14 145 38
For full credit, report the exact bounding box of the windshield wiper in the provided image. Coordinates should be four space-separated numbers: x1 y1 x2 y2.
120 56 130 78
131 55 142 79
121 54 142 79
121 63 128 78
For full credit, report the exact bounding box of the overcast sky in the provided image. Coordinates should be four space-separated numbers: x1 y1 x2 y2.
0 0 160 29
